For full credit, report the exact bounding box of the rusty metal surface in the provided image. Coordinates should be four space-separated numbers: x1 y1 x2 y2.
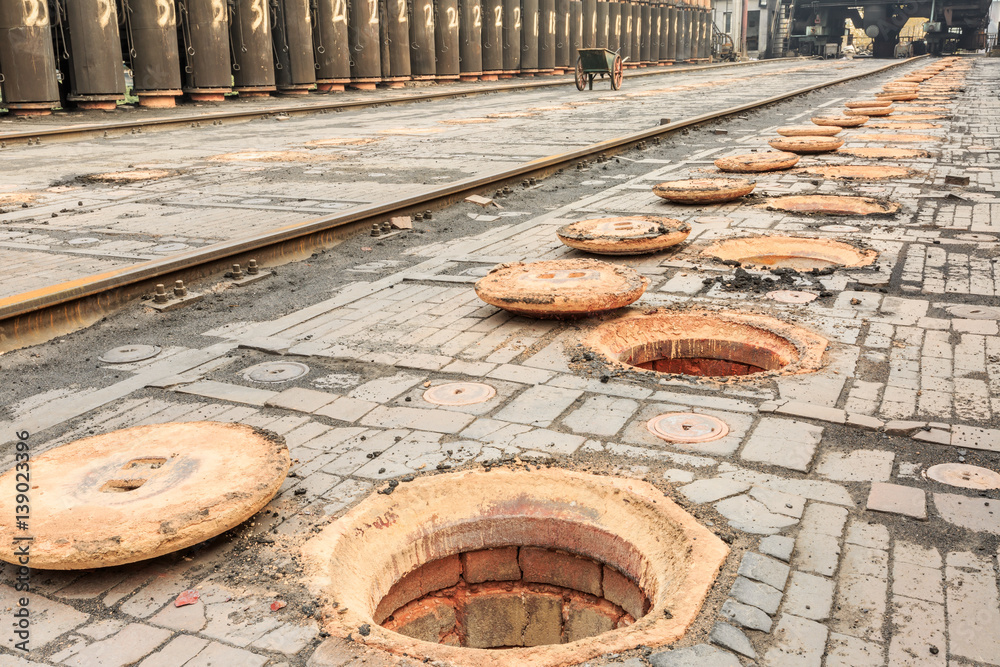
230 0 277 91
179 0 233 92
61 0 127 101
125 0 183 95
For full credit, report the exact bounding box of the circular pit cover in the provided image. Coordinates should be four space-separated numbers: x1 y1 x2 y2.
714 151 800 173
475 258 650 318
0 422 289 569
556 216 691 255
647 413 730 443
768 136 844 154
811 115 868 127
99 344 162 364
244 361 310 383
776 125 842 137
423 382 497 406
767 290 818 304
926 463 1000 490
652 178 755 204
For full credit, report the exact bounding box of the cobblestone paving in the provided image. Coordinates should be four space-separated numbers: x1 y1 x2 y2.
0 59 889 300
2 57 1000 667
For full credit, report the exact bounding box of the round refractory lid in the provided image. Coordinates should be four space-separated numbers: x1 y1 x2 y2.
99 344 161 364
244 361 310 383
768 136 844 154
767 290 818 304
556 216 691 255
945 304 1000 320
776 125 842 137
474 258 650 318
714 151 800 173
652 178 755 204
844 99 893 108
647 413 730 443
926 463 1000 490
0 422 289 570
423 382 497 406
811 115 868 127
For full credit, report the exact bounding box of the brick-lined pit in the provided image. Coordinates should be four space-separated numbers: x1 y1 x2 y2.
584 309 828 379
301 468 728 667
377 547 647 647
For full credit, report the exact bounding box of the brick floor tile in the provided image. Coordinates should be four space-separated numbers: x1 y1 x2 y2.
867 483 927 520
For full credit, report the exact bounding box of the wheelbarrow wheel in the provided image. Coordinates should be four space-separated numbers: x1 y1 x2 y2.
611 54 623 90
575 56 587 91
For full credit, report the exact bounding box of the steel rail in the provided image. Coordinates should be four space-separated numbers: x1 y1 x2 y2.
0 57 811 146
0 55 925 352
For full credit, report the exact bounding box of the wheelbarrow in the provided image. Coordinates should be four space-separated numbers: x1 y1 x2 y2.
574 48 625 91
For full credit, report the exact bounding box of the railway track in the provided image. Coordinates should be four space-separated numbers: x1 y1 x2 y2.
0 55 925 353
0 58 808 147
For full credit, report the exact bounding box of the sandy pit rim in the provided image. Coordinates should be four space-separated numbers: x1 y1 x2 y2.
300 468 728 667
581 308 828 381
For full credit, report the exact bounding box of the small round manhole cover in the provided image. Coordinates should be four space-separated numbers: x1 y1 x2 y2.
99 344 162 364
695 216 734 225
844 99 892 109
945 305 1000 320
766 195 899 217
811 115 868 127
67 237 100 245
768 290 817 304
926 463 1000 490
556 216 691 255
776 125 842 137
845 106 893 117
245 361 310 383
877 92 917 101
423 382 497 406
647 413 730 443
714 151 800 173
652 178 755 204
820 225 861 233
882 114 946 122
0 422 289 569
703 236 876 270
149 243 190 253
769 136 844 154
957 233 996 242
475 258 649 318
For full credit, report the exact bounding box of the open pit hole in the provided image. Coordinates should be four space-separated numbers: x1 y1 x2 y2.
702 236 877 272
100 478 148 493
584 310 828 380
376 547 649 648
621 337 788 377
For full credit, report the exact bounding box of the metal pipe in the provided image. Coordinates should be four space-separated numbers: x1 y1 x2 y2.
459 0 483 78
434 0 460 78
482 0 504 77
0 0 60 115
231 0 277 94
349 0 382 86
272 0 316 94
409 0 437 78
180 0 233 100
60 0 127 109
313 0 351 91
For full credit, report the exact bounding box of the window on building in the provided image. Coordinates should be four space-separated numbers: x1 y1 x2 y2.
724 11 732 32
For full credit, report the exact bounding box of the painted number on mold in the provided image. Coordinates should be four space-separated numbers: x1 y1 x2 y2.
513 6 521 29
494 4 502 27
96 0 114 28
424 3 434 28
156 0 175 26
447 6 458 28
211 0 225 23
21 0 49 26
332 0 348 24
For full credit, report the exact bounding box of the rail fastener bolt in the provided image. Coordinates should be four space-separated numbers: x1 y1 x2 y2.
371 223 382 237
154 284 170 304
174 281 188 298
247 259 259 276
232 264 244 280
